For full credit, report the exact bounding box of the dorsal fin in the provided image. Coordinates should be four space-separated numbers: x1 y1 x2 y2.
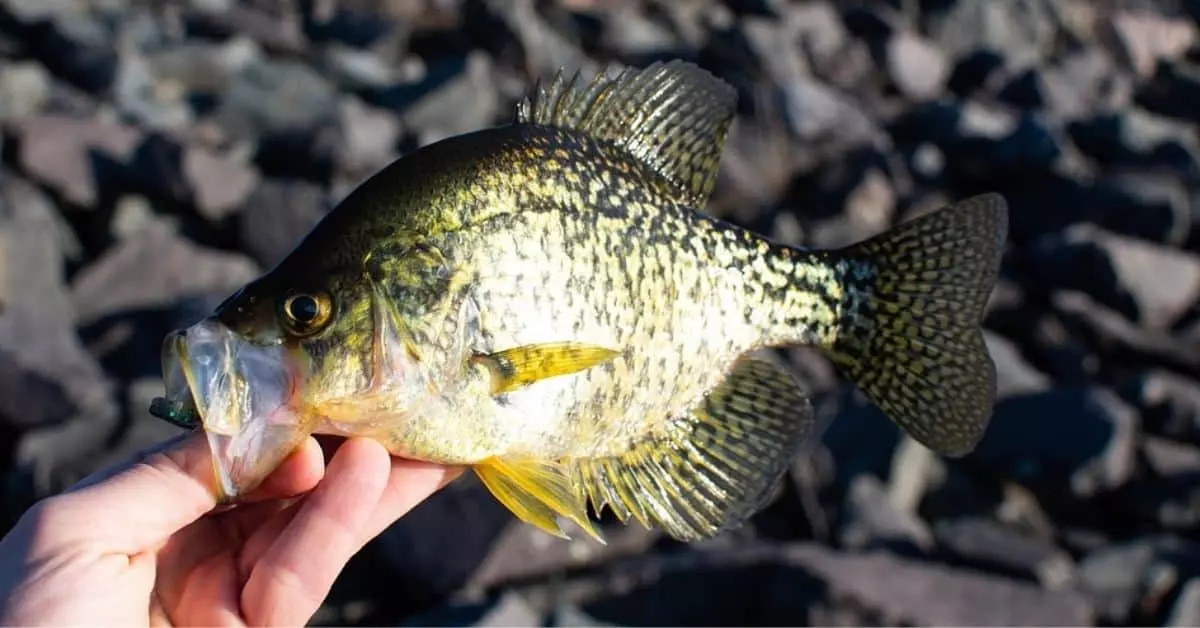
516 60 738 208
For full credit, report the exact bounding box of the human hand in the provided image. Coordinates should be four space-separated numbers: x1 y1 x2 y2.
0 431 462 626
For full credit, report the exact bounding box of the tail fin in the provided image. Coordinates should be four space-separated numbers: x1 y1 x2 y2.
825 193 1008 457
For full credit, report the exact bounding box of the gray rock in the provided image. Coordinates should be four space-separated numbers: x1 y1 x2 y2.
69 220 259 327
321 43 398 90
399 52 501 147
0 62 51 122
146 37 262 95
1039 47 1132 122
886 31 949 101
112 46 193 131
985 330 1051 399
1077 535 1200 624
1053 290 1200 376
11 399 121 498
1107 10 1197 79
237 180 330 269
740 15 809 87
1167 578 1200 627
0 0 75 21
12 115 142 207
182 3 307 55
182 145 260 221
216 58 340 138
336 96 401 178
1135 369 1200 445
600 4 677 57
970 386 1138 500
928 0 1057 68
779 75 881 149
933 516 1075 588
0 175 115 434
838 473 933 555
1031 223 1200 331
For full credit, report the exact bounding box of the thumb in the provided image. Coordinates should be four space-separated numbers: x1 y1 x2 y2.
49 431 224 553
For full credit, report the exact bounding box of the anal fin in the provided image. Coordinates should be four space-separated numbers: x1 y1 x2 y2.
573 350 819 541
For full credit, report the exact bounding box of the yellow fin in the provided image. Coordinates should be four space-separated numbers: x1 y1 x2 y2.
573 350 819 542
516 59 737 207
473 457 605 543
476 342 620 395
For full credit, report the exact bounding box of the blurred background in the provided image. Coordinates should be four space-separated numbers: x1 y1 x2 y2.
1 0 1199 625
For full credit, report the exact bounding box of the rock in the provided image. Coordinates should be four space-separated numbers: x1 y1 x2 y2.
145 37 262 96
1028 223 1200 331
838 474 933 556
10 114 141 207
389 52 500 146
70 220 259 327
182 3 307 55
236 180 329 269
1115 437 1200 531
21 11 119 95
1077 535 1200 624
1053 290 1200 377
372 475 520 617
969 387 1138 500
535 544 1095 626
600 3 678 57
933 516 1075 588
181 145 260 221
1136 61 1200 125
778 76 881 150
0 175 115 434
0 61 51 122
1106 10 1197 79
112 46 193 132
1039 47 1131 122
886 31 949 101
10 399 121 499
927 0 1057 68
321 43 398 90
1167 578 1200 627
399 591 543 627
1133 369 1200 445
946 49 1006 98
985 330 1052 399
336 96 401 178
215 57 340 138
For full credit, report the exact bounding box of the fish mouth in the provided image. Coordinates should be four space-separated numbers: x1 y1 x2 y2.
160 319 305 501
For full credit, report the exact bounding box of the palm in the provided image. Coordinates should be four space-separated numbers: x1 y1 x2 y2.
0 435 460 628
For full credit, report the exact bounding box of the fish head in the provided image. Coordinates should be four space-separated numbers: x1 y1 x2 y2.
159 244 480 499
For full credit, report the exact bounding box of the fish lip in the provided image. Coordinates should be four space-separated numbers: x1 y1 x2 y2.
160 319 296 501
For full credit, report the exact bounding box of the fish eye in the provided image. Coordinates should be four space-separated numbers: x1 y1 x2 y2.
280 292 332 337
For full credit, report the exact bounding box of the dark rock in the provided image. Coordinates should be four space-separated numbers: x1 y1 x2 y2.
1028 223 1200 331
10 114 141 208
182 3 308 56
533 544 1095 626
1039 47 1131 122
70 219 258 327
838 474 933 556
236 179 329 269
1114 437 1200 531
371 475 520 617
19 11 119 95
399 591 543 627
393 52 500 146
1136 61 1200 124
1077 535 1200 624
1167 578 1200 627
969 387 1138 500
1068 110 1199 174
886 30 949 101
946 49 1006 98
995 67 1045 110
933 516 1075 587
1053 290 1200 377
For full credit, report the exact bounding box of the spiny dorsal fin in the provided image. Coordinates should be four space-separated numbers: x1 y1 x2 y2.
516 60 738 208
571 350 819 541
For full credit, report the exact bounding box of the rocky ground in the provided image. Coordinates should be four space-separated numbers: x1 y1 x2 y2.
2 0 1200 625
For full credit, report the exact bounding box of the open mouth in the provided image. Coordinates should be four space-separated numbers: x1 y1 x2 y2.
160 319 303 501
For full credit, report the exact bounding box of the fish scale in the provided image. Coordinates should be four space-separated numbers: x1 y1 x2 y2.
153 59 1009 544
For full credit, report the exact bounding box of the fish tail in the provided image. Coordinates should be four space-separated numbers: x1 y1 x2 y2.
816 193 1008 456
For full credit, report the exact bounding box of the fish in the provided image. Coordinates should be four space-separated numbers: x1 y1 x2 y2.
154 59 1008 543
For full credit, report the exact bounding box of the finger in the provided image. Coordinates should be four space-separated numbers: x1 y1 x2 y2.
241 438 392 627
49 433 324 553
358 458 464 547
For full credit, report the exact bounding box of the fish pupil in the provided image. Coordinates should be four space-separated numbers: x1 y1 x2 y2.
289 295 319 322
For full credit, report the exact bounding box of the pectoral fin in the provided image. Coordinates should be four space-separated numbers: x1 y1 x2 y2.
475 342 620 395
473 456 604 542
